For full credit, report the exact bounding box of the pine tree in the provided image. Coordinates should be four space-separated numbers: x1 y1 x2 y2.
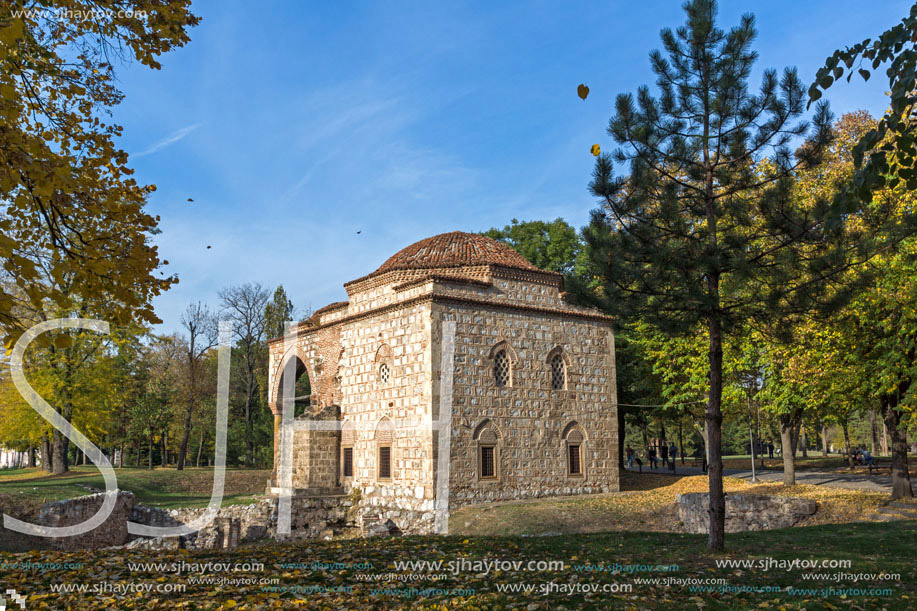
587 0 854 549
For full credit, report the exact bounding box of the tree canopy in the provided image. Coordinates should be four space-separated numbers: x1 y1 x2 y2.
0 1 199 346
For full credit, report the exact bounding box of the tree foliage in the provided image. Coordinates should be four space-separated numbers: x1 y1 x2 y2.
809 3 917 200
583 0 888 549
0 1 199 345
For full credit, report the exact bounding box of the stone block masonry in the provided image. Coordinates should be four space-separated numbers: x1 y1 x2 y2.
36 491 135 550
266 232 620 536
676 493 817 533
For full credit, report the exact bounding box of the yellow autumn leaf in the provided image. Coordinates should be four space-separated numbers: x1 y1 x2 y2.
591 144 601 156
577 83 590 100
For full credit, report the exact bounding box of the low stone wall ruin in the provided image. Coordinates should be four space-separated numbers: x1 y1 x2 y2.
676 493 817 534
24 488 419 552
35 491 135 551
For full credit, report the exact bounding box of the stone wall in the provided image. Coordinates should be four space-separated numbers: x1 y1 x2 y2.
124 495 369 550
36 491 135 550
433 292 619 509
336 300 436 529
265 259 618 536
290 405 341 490
677 493 818 533
26 489 431 552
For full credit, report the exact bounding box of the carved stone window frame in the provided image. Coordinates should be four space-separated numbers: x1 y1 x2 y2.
341 421 355 480
375 344 393 387
474 419 502 483
563 422 586 478
487 340 517 389
546 346 572 392
375 417 394 481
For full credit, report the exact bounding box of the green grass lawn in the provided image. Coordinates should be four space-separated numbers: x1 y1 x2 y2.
0 520 913 609
0 466 270 509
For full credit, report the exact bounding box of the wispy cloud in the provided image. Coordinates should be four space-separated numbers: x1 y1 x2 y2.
135 122 203 158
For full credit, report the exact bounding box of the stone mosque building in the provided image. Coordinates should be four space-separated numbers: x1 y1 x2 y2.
266 231 619 534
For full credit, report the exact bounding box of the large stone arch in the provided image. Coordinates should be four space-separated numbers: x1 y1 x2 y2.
270 344 316 413
268 343 319 486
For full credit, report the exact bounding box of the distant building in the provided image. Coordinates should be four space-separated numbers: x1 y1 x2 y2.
0 448 29 469
266 232 619 533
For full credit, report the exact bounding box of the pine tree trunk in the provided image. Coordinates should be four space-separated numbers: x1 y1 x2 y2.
161 432 168 468
27 446 35 468
706 313 725 551
881 385 913 499
821 423 829 457
148 434 154 470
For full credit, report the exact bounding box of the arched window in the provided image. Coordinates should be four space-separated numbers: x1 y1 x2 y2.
551 354 566 390
375 344 392 385
474 420 502 481
494 350 510 387
563 423 586 477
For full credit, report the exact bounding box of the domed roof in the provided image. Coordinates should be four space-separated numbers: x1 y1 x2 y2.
373 231 545 276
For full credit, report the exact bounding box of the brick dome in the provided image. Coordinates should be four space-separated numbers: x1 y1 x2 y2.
374 231 544 275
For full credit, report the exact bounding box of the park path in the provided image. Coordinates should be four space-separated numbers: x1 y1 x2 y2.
625 464 917 494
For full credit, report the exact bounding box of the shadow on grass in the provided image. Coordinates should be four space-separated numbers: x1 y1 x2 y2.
620 470 692 491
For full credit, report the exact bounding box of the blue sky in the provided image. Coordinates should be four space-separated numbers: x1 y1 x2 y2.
113 0 911 333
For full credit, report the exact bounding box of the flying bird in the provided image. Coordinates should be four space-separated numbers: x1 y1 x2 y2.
357 230 362 234
187 198 194 202
206 245 211 249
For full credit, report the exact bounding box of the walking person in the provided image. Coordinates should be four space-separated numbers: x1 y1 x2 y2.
767 440 774 459
647 446 658 469
669 442 678 469
626 446 635 468
660 441 669 469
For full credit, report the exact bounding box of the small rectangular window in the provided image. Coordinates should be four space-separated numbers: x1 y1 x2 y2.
342 447 353 477
480 446 496 479
378 446 391 479
568 444 582 475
